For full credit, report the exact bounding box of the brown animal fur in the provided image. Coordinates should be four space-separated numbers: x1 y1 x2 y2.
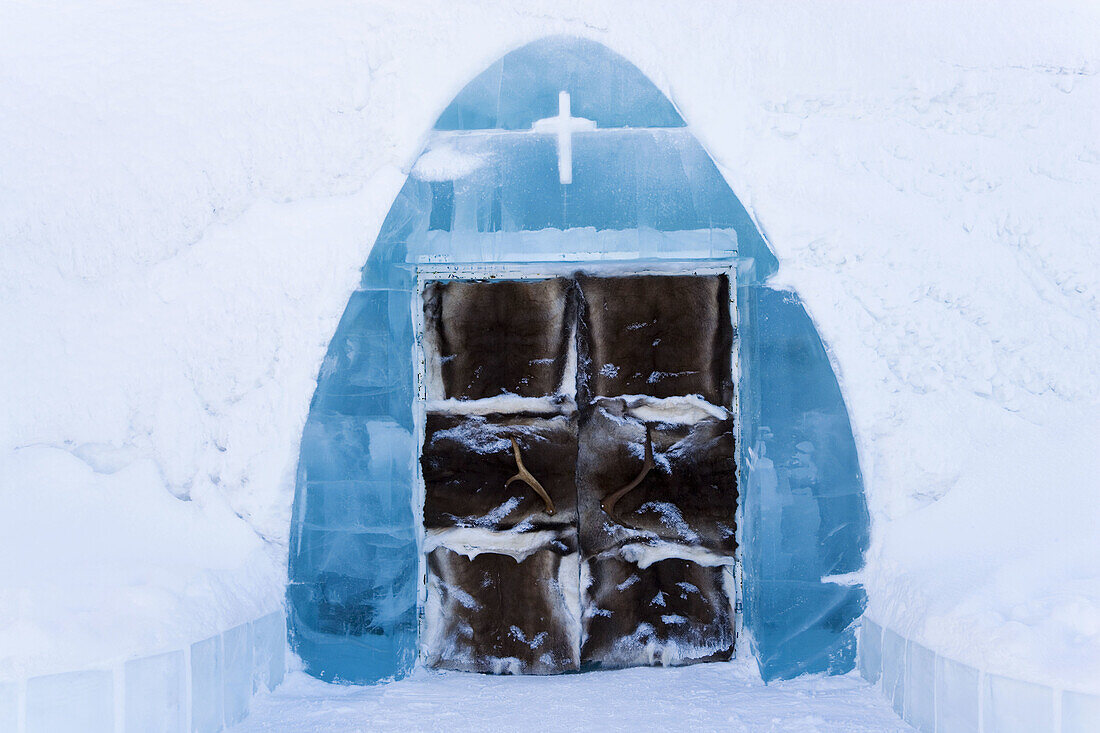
581 554 734 669
425 547 580 674
576 399 737 556
420 274 737 674
576 274 733 407
422 413 578 532
424 278 576 400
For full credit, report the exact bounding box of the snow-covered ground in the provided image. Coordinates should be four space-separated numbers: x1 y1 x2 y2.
234 659 911 733
1 0 1098 706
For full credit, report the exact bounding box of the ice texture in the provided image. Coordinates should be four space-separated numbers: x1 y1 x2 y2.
288 288 420 683
26 670 113 733
983 674 1055 733
1062 690 1100 733
0 683 15 732
251 612 287 692
287 35 867 684
904 641 936 732
125 650 186 733
858 619 882 685
936 656 980 733
223 623 253 726
881 629 907 717
190 635 223 733
435 37 683 131
738 283 869 679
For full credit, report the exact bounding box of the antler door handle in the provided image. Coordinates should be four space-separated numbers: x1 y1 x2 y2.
506 437 556 515
601 424 654 524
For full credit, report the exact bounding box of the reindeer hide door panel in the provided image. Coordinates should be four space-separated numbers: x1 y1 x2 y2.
421 278 581 674
575 275 737 669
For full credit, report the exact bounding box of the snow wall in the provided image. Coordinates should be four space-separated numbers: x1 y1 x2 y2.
287 36 869 684
5 0 1098 723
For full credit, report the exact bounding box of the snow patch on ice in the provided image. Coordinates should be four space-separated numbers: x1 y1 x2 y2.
411 145 487 181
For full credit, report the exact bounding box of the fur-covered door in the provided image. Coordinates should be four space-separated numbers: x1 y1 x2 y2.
420 274 737 673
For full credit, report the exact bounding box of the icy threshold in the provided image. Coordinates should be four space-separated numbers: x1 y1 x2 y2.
234 657 910 732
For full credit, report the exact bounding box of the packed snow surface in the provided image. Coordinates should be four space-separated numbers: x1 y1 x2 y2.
233 659 911 732
1 0 1098 698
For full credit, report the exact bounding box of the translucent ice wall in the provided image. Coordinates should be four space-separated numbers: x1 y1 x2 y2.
738 278 870 679
287 284 419 683
286 35 867 684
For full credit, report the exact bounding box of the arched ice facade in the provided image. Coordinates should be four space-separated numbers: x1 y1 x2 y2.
287 36 869 684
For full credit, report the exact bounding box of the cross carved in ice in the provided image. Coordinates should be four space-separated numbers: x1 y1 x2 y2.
532 91 596 185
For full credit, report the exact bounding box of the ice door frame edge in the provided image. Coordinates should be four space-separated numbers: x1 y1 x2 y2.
411 254 743 669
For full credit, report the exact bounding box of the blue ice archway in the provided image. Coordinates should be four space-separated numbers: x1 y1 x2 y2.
287 36 869 684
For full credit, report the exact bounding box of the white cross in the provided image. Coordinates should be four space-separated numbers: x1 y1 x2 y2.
532 91 596 185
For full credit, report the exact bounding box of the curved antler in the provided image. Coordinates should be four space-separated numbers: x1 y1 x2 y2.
506 437 556 515
601 424 654 524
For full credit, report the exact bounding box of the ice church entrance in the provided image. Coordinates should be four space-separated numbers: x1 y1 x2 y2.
287 36 869 686
419 273 737 673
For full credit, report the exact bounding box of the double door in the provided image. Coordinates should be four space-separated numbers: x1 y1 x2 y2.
419 273 737 673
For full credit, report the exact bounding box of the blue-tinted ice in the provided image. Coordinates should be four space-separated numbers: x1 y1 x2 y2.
739 284 870 679
287 36 868 684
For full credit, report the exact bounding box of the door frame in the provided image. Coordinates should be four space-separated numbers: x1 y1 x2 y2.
411 257 742 667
